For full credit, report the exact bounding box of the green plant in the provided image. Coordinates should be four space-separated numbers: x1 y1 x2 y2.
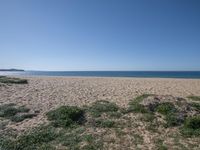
156 103 176 115
190 102 200 111
188 96 200 101
0 104 35 122
88 100 119 117
46 106 85 127
181 116 200 137
165 113 181 127
94 119 115 128
11 113 37 122
128 94 154 113
0 126 57 150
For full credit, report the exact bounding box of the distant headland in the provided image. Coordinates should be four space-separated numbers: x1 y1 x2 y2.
0 69 24 71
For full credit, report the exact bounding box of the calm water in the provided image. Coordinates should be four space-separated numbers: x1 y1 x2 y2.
0 71 200 79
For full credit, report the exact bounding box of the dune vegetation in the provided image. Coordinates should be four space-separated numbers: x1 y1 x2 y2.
0 94 200 149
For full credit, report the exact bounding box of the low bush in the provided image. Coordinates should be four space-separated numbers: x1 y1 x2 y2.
155 103 177 115
88 100 119 117
181 116 200 137
0 126 57 150
0 104 34 122
46 106 85 127
128 94 152 113
94 119 115 128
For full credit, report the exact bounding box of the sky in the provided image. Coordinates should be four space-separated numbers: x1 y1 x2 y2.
0 0 200 71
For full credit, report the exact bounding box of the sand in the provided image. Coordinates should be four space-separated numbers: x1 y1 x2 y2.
1 76 200 131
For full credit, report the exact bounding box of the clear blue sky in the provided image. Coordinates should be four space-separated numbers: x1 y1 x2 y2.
0 0 200 71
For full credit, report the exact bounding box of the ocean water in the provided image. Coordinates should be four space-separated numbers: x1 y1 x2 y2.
0 71 200 79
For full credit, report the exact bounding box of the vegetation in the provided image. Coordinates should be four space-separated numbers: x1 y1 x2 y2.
87 100 119 117
1 95 200 149
94 119 115 128
46 106 85 127
188 95 200 101
190 102 200 111
0 104 35 122
128 94 152 113
155 102 176 115
0 76 28 84
0 126 57 150
181 116 200 137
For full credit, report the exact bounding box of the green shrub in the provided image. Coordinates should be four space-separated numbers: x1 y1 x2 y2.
0 126 57 150
181 116 200 137
16 126 56 149
156 103 176 115
184 116 200 129
11 114 37 122
94 119 115 128
190 102 200 111
188 96 200 101
128 94 152 113
165 113 181 127
46 106 85 127
88 100 119 117
0 104 34 122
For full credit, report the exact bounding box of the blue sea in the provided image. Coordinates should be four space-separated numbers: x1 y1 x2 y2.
0 71 200 79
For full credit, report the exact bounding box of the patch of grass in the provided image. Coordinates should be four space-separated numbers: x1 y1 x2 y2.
11 113 37 122
0 76 28 84
0 104 34 122
188 96 200 101
128 94 152 113
0 125 57 150
190 102 200 111
165 114 182 127
46 106 85 128
94 119 115 128
107 111 122 118
88 100 119 117
181 116 200 137
155 102 177 115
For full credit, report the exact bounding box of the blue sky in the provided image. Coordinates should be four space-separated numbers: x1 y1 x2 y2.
0 0 200 71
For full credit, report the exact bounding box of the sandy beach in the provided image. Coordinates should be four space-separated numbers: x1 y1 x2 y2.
1 76 200 131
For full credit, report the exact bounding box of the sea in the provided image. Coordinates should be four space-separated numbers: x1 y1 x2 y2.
0 71 200 79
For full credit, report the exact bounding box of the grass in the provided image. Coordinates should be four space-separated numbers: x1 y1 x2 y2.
10 113 37 122
187 96 200 101
94 119 115 128
87 100 119 117
128 94 152 113
0 76 28 84
155 103 177 115
181 116 200 137
0 103 35 122
1 94 200 149
0 125 57 150
46 106 85 128
190 102 200 111
155 103 182 127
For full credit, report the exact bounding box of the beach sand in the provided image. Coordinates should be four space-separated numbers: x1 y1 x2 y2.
1 76 200 131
